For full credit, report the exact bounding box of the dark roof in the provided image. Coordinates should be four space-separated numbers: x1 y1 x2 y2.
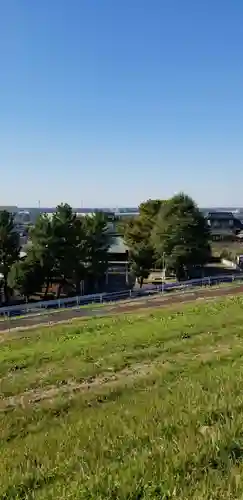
207 211 234 219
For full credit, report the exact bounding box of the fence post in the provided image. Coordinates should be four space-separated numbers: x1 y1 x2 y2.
208 277 211 287
58 299 61 308
100 294 103 303
129 289 132 298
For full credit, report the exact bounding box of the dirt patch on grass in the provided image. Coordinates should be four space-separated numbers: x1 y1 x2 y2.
0 362 155 410
0 341 239 411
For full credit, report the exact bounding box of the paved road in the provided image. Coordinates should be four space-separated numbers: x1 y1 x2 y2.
1 284 243 333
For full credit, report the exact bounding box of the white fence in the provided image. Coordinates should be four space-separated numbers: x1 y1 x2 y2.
1 272 243 319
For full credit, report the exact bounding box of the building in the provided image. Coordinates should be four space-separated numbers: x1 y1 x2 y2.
4 204 243 245
206 211 243 240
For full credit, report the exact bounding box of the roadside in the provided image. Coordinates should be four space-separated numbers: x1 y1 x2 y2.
1 275 242 324
1 282 243 333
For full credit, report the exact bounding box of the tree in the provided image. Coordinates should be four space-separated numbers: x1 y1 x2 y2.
139 199 165 226
0 210 20 303
83 212 111 291
123 217 153 287
29 205 112 298
129 244 154 287
117 216 134 238
152 193 211 281
123 199 164 286
30 204 85 298
30 204 79 297
8 251 45 301
51 204 80 297
30 212 58 298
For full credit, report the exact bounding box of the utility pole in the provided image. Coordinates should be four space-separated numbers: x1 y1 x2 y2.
161 252 166 293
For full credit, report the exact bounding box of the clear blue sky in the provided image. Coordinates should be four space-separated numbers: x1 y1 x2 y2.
0 0 242 208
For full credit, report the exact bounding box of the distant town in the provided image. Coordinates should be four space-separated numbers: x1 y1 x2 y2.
1 205 243 246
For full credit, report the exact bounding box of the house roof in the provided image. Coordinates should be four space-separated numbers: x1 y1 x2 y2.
207 211 234 219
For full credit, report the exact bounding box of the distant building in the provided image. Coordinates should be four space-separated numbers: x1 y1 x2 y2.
206 211 243 240
4 205 243 244
0 205 18 213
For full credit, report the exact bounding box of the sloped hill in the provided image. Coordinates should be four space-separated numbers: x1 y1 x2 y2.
1 297 243 498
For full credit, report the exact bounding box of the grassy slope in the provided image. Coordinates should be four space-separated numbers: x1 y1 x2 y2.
2 299 243 498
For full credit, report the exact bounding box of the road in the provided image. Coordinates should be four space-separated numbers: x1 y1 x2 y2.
1 283 243 333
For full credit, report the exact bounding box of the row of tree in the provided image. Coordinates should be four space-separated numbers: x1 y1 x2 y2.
0 193 211 303
0 204 111 303
121 193 211 285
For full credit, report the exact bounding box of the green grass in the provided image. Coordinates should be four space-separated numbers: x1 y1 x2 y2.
2 297 243 498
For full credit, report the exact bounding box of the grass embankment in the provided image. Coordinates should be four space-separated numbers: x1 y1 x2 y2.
2 298 243 498
2 278 243 326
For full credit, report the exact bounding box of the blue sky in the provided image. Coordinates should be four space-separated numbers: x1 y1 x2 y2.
0 0 242 207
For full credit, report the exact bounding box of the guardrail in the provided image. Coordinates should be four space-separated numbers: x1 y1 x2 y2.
1 272 243 319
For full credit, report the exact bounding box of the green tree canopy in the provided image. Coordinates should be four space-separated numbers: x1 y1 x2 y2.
0 210 20 303
122 199 165 286
8 250 45 301
83 212 111 290
28 205 111 297
30 204 87 297
152 193 211 280
51 204 80 297
139 199 165 225
29 212 58 297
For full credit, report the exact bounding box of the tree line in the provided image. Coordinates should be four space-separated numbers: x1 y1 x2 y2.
0 193 211 304
0 204 111 303
121 193 211 286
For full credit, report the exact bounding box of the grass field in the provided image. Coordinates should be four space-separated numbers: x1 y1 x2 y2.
2 298 243 498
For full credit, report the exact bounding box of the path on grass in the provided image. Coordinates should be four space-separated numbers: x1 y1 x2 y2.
0 337 235 410
1 284 243 333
